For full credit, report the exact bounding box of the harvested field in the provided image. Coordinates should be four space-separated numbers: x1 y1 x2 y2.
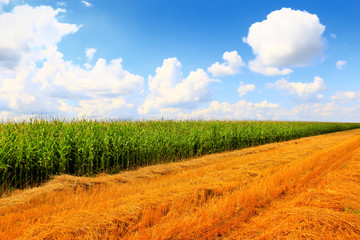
1 129 360 239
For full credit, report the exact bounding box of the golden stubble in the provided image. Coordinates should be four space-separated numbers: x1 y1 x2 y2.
1 129 360 239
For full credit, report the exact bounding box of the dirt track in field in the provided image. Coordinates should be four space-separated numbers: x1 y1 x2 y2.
1 129 360 239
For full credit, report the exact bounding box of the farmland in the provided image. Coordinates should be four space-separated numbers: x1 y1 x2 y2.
1 120 360 192
1 128 360 239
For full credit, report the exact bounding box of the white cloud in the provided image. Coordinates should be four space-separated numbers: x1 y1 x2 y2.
0 48 144 119
336 60 347 70
140 97 360 122
248 61 293 76
0 69 62 115
237 82 255 97
331 91 359 101
166 99 360 122
0 111 41 122
36 46 144 98
83 62 92 69
283 102 335 119
138 58 219 114
0 44 143 116
0 4 79 115
267 76 326 101
207 51 245 77
0 5 143 119
330 33 336 39
0 5 80 70
0 70 36 110
261 101 358 122
81 1 93 7
178 100 280 120
59 97 134 119
85 48 96 61
244 8 325 76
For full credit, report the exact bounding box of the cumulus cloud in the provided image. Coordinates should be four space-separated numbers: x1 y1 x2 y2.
207 51 245 77
85 48 97 61
264 101 358 122
0 4 143 119
0 4 78 115
237 82 255 97
0 72 36 110
0 5 80 69
336 60 347 70
267 76 326 101
244 8 326 76
138 58 219 114
36 46 144 98
0 68 63 115
59 97 134 119
331 91 359 101
81 1 93 7
282 102 340 120
248 61 293 76
178 100 280 120
0 45 143 117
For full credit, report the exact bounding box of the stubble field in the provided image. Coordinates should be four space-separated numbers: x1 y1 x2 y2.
1 127 360 239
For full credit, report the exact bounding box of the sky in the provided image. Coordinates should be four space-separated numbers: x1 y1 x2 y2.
0 0 359 122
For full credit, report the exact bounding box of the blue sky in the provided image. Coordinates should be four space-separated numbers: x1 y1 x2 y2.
0 0 359 121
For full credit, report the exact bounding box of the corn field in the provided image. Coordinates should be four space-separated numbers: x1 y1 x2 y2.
1 119 360 192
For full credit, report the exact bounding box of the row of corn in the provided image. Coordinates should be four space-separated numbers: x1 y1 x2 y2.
1 119 359 192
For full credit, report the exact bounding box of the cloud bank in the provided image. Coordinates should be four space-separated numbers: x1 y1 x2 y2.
331 91 359 101
0 4 143 119
179 100 280 120
267 76 326 102
0 5 80 70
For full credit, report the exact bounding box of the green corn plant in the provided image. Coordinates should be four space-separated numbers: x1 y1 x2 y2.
1 119 360 193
